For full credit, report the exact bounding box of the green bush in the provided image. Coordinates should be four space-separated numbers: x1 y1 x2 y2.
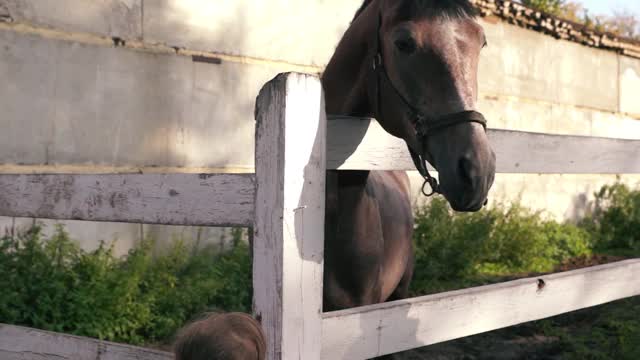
0 225 251 345
581 182 640 255
412 198 494 290
412 198 592 294
479 205 592 275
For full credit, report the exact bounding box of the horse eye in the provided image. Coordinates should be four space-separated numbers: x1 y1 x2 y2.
395 38 417 54
482 36 488 48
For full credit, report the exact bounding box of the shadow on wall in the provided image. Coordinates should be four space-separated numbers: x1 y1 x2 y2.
567 192 590 223
565 176 640 223
142 0 362 67
140 1 257 249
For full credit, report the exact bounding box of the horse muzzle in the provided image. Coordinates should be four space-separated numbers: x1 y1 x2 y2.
438 146 496 212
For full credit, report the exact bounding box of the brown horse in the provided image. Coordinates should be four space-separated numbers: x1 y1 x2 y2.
321 0 495 313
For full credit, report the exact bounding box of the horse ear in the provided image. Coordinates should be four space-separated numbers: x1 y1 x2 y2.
352 0 374 22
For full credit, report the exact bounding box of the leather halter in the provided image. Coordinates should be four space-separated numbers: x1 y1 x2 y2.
369 13 488 196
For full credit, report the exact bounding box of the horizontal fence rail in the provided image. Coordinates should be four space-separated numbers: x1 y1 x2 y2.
1 119 639 227
0 173 255 226
327 116 640 173
321 259 640 359
0 324 172 360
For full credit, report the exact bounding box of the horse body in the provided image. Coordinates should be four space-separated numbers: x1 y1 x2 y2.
323 170 414 311
321 0 495 312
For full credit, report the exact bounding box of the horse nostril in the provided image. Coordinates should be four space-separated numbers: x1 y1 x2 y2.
458 157 474 186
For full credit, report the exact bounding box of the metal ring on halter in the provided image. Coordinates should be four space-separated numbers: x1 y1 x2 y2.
421 176 439 197
372 53 382 70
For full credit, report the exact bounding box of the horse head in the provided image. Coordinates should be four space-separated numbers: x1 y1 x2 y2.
324 0 496 212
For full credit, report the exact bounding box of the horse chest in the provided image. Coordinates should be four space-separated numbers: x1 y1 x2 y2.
323 170 414 310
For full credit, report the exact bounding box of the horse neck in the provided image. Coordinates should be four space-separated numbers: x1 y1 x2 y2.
321 0 380 116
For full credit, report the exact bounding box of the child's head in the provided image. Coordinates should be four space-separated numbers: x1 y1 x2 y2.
174 312 265 360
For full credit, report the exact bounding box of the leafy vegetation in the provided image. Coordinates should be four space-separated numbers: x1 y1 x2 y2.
581 183 640 256
522 0 565 15
0 226 251 345
521 0 640 39
411 198 592 294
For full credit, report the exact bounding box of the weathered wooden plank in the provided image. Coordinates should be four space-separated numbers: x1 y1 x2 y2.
0 173 254 226
321 259 640 359
327 116 640 174
489 129 640 174
0 324 171 360
0 164 255 175
253 73 325 360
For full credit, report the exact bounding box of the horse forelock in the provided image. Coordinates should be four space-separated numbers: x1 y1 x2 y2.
401 0 478 20
352 0 477 22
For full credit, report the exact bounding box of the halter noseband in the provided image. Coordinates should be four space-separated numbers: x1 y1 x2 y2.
370 13 488 196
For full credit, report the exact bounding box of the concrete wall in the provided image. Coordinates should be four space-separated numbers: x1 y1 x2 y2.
1 0 639 252
0 29 271 169
0 0 143 39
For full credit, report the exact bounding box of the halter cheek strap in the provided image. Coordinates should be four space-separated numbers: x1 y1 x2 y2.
369 12 487 197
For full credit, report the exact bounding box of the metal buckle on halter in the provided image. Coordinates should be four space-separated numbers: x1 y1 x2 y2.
414 114 428 137
372 53 382 70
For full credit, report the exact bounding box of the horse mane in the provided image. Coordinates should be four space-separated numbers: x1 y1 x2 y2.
352 0 477 22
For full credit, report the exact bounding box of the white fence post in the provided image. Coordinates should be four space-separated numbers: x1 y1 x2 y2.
253 72 326 360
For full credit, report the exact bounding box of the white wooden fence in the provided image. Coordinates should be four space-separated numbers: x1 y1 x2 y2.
1 72 640 359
